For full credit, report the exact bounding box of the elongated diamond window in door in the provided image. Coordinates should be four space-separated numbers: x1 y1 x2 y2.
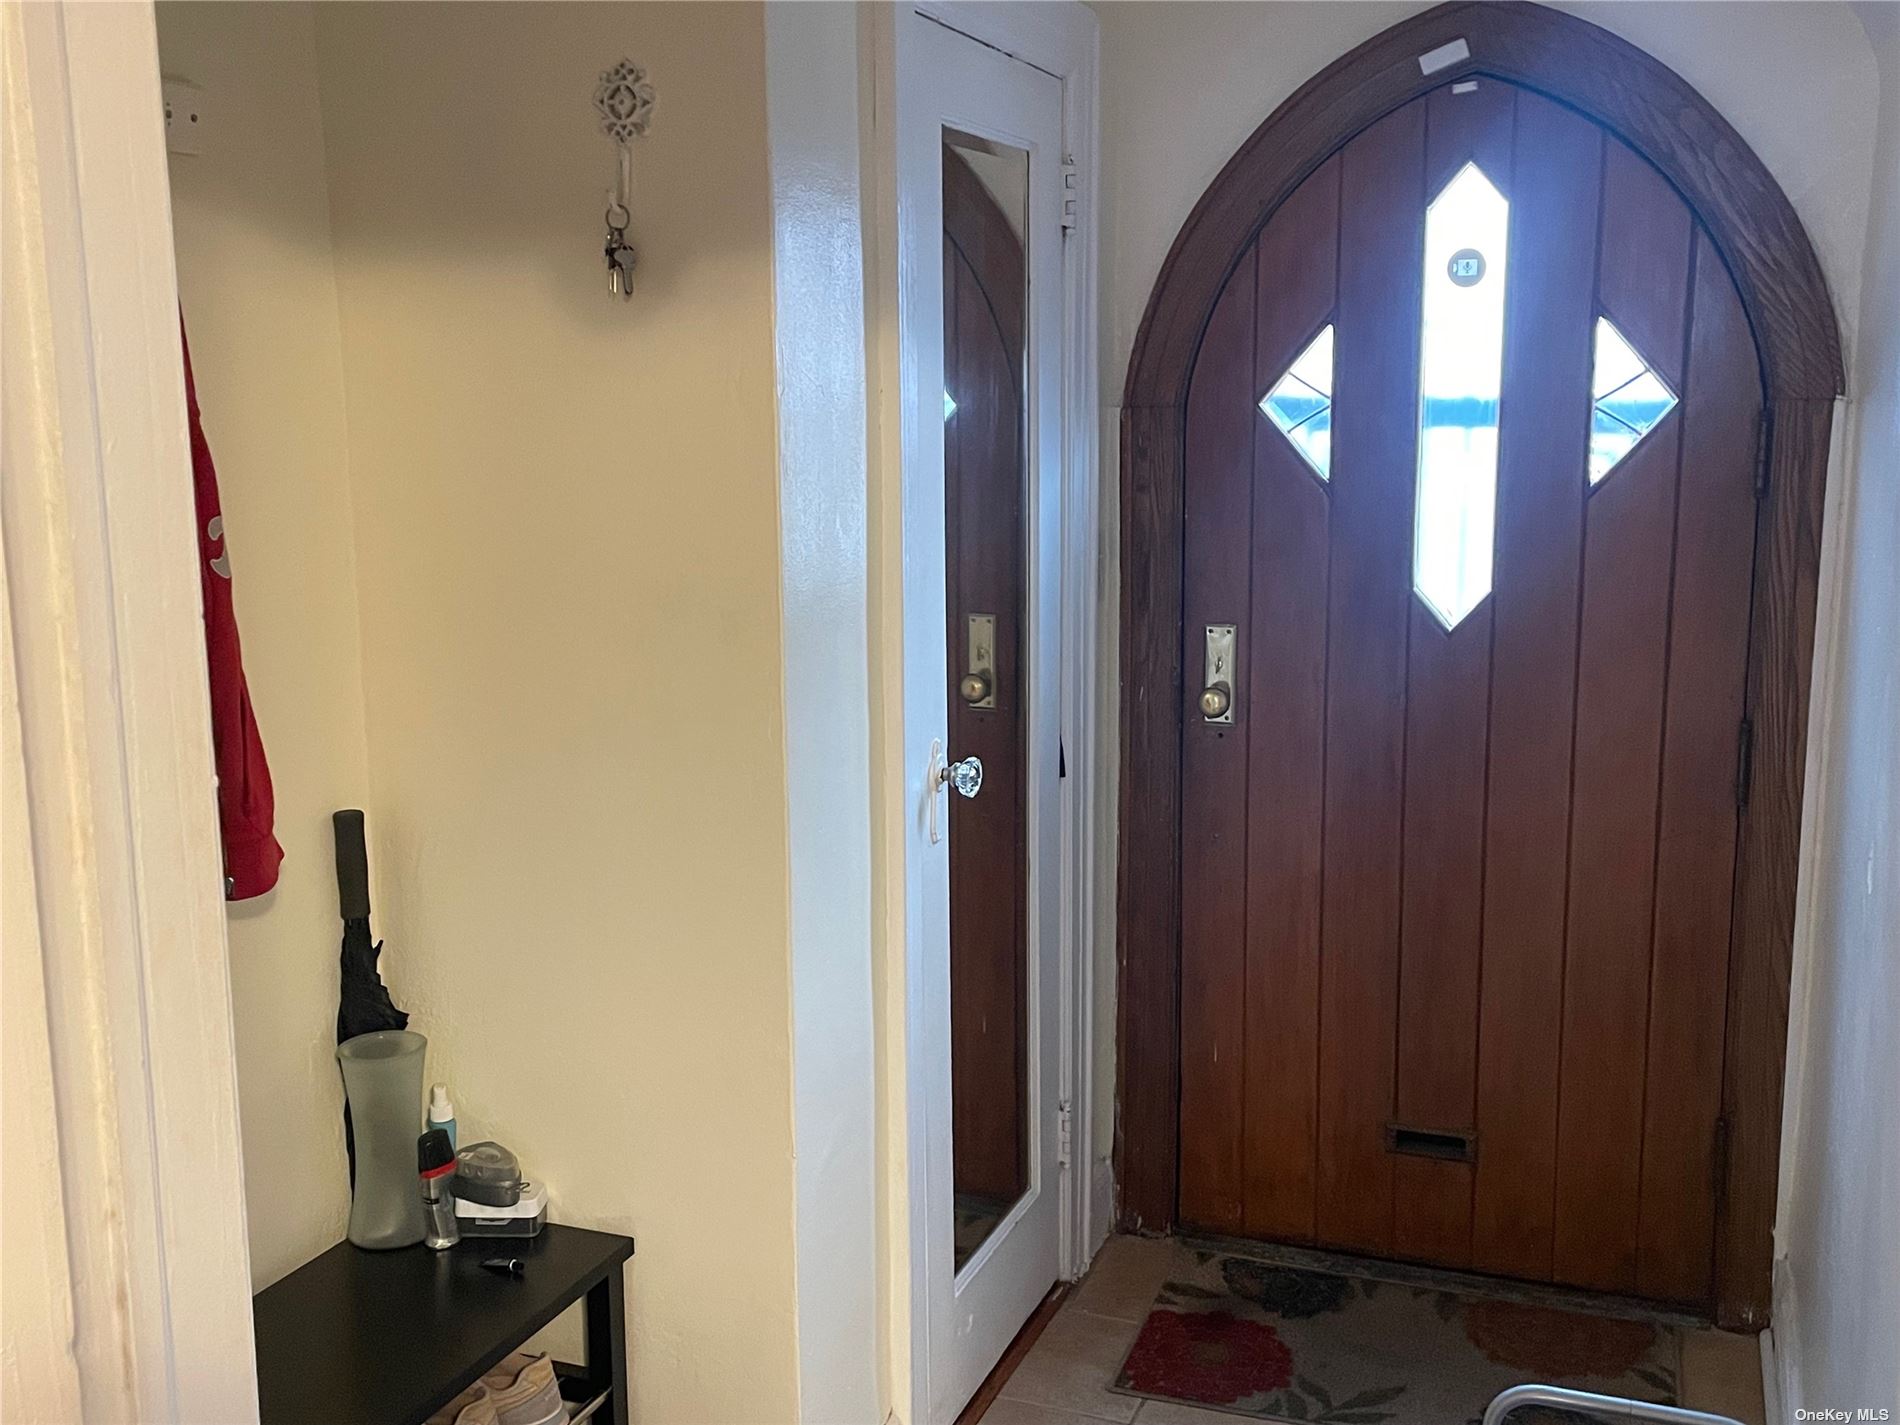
1414 163 1510 631
1588 316 1678 483
1259 324 1335 480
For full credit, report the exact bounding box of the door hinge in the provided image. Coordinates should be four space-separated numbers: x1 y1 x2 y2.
1712 1115 1731 1207
1060 159 1079 234
1735 716 1755 809
1057 1097 1073 1169
1754 408 1773 502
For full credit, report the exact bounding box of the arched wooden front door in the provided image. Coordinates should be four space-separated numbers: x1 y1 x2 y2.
1177 76 1758 1305
1115 3 1843 1329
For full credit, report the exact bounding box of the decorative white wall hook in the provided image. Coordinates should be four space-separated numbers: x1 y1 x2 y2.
595 60 655 143
595 59 655 300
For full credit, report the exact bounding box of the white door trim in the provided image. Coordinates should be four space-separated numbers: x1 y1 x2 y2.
872 3 1100 1420
762 4 883 1421
2 3 257 1420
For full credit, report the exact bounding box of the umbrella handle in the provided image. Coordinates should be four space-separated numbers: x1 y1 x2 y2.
334 809 371 919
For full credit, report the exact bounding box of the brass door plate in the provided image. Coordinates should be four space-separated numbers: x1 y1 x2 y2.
1203 623 1236 724
964 613 997 709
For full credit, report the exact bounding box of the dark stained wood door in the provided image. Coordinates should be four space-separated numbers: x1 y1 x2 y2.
944 144 1028 1226
1176 79 1762 1305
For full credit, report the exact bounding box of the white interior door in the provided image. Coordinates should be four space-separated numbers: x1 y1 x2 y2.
896 7 1067 1422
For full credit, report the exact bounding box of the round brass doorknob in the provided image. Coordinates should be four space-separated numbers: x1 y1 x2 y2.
959 672 992 704
1199 682 1232 719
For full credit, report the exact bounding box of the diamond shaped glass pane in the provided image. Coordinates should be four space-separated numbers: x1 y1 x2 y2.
1414 163 1508 632
1588 318 1678 483
1259 324 1335 479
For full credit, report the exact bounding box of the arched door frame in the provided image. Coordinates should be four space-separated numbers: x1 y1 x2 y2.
1114 0 1842 1331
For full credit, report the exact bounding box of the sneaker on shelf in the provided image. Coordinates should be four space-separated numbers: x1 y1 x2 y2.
425 1382 500 1425
481 1351 568 1425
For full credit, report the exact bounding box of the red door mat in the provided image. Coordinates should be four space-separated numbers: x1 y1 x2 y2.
1111 1253 1681 1424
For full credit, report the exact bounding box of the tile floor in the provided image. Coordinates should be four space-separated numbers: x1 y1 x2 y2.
977 1236 1767 1425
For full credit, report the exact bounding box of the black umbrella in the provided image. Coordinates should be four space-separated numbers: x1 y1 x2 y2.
334 809 408 1186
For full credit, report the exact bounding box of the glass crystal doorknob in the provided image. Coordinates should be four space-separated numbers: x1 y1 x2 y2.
941 755 983 799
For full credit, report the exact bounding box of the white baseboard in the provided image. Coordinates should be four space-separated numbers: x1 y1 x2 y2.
1090 1157 1115 1257
1768 1258 1798 1425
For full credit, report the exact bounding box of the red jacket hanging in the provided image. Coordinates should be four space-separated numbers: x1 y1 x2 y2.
183 325 283 899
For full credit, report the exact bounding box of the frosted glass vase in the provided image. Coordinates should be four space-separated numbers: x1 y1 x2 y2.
337 1029 428 1250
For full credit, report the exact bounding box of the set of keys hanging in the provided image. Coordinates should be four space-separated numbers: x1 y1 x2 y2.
594 59 653 301
604 200 636 298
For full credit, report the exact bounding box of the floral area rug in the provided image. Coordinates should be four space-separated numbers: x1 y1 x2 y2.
1110 1251 1682 1424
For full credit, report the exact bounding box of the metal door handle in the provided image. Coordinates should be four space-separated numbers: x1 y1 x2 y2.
926 740 982 845
960 672 993 705
1199 682 1232 719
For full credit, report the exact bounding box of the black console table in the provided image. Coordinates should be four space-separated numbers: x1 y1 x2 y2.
252 1224 634 1425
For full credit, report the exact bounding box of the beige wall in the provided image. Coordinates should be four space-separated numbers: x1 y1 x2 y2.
312 6 798 1417
1776 3 1900 1412
159 4 803 1418
1087 0 1885 1178
157 1 371 1290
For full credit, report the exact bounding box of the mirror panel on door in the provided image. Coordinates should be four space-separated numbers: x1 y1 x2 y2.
942 127 1030 1272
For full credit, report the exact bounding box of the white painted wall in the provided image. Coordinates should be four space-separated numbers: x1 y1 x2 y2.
1095 1 1876 408
763 4 882 1419
1774 4 1900 1415
156 1 372 1291
1087 0 1884 1198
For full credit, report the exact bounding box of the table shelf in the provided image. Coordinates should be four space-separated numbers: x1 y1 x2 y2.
252 1223 634 1425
